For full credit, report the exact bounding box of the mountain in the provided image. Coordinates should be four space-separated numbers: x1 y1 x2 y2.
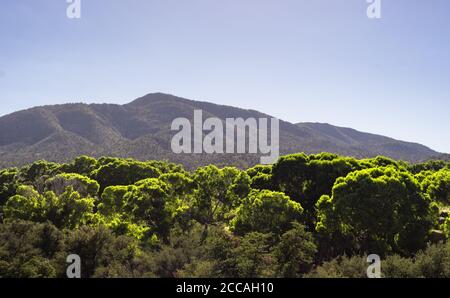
295 122 440 161
0 93 443 169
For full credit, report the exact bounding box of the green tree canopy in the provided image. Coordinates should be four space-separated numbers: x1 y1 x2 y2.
316 166 435 256
421 168 450 204
231 189 303 236
245 165 273 190
272 153 362 222
0 168 18 207
59 155 98 177
123 178 188 242
98 185 135 217
45 173 100 197
191 166 251 238
3 185 95 229
92 159 161 192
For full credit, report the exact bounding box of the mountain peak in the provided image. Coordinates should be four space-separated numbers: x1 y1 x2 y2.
127 92 191 106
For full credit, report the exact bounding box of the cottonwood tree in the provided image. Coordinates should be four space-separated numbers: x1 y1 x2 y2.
231 189 303 236
421 168 450 204
123 178 188 242
272 153 362 224
45 173 99 197
92 159 161 192
316 167 435 256
191 166 251 239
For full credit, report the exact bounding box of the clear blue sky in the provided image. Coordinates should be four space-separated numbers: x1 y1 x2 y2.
0 0 449 153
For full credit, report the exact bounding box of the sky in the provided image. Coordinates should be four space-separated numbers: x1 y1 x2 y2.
0 0 449 153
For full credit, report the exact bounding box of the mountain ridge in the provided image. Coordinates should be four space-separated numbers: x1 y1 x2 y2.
0 93 444 169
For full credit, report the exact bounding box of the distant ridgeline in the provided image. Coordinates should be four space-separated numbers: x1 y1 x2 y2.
0 93 445 169
0 152 449 278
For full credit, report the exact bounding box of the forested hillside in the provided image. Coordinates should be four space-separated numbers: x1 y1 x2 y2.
0 153 449 278
0 93 440 169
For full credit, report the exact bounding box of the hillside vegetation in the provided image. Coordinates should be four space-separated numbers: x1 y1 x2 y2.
0 93 441 169
0 152 449 278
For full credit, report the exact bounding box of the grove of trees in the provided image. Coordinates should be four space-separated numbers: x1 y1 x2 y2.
0 153 449 278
